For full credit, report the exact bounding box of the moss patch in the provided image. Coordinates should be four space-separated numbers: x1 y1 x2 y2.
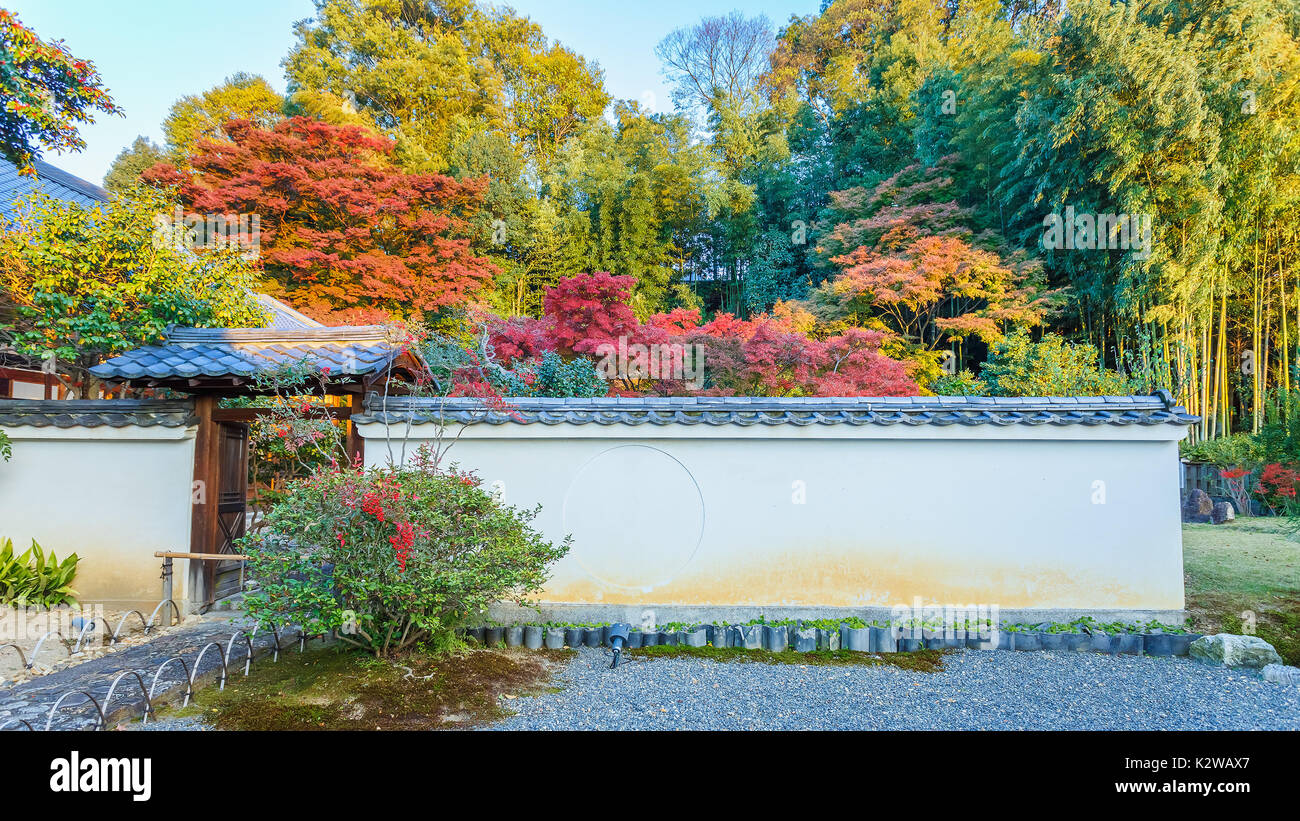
1184 519 1300 665
627 644 946 672
165 646 573 730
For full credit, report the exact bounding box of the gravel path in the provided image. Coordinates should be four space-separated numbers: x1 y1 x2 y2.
488 648 1300 731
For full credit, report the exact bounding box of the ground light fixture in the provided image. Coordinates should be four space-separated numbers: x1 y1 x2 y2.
607 623 631 668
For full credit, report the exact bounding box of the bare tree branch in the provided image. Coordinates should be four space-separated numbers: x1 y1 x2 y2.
655 11 775 121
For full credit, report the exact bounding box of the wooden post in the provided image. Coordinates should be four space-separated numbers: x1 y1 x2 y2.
161 556 173 607
189 395 220 608
347 392 365 467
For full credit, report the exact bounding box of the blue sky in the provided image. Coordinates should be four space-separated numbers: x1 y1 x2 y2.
7 0 823 185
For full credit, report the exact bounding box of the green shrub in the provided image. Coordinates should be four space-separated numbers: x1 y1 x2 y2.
980 329 1138 396
929 369 985 396
240 451 570 657
529 351 606 398
0 430 10 461
0 538 78 607
1256 389 1300 465
1179 432 1263 466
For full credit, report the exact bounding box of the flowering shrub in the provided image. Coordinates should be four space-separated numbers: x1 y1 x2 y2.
241 451 569 656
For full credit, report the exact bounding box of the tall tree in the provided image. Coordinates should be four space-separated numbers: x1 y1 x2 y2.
553 103 719 316
103 135 163 192
656 11 775 122
161 72 284 163
145 117 497 325
0 9 119 173
284 0 608 173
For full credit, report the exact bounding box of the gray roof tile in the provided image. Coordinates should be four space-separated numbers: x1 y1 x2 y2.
90 326 407 384
1 157 108 225
355 394 1197 429
0 399 194 428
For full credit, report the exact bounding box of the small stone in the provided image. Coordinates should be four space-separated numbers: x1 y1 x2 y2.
1210 501 1235 524
1262 664 1300 685
1189 633 1284 668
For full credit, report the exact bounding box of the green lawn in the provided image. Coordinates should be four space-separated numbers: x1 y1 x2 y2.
1183 518 1300 665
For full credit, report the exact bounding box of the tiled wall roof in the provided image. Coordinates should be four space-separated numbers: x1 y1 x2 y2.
356 393 1198 428
90 327 401 381
0 399 195 428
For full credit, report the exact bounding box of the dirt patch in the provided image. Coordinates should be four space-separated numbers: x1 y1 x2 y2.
170 646 573 730
627 644 946 673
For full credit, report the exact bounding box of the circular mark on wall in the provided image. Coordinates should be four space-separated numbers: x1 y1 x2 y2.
562 444 704 592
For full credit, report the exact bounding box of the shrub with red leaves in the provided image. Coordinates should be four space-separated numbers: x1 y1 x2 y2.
486 272 919 397
1254 462 1300 514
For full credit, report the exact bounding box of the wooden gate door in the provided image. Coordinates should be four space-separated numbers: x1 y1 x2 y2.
207 421 249 604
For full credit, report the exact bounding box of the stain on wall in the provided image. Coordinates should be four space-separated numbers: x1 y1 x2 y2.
541 548 1179 610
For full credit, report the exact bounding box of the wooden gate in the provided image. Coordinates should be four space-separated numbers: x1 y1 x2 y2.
211 421 249 602
191 395 250 609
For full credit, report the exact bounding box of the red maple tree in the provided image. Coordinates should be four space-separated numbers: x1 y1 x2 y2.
542 272 641 355
144 117 496 324
483 272 918 397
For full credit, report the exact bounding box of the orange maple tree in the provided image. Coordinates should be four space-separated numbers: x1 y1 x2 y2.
144 116 496 325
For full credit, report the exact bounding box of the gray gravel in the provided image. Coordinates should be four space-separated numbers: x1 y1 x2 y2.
128 715 211 731
487 647 1300 731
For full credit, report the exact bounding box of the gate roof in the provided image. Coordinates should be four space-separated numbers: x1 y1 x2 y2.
89 326 421 395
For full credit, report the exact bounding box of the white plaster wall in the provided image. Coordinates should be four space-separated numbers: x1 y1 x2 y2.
0 426 195 607
360 421 1189 612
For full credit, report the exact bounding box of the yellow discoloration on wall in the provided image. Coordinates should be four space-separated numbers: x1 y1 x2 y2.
72 548 171 606
0 431 195 610
542 548 1181 610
